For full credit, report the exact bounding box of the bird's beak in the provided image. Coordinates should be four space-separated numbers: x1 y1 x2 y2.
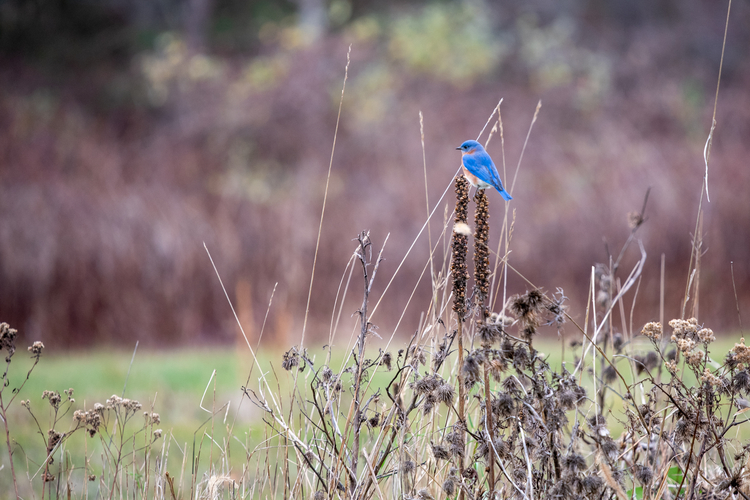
455 146 462 151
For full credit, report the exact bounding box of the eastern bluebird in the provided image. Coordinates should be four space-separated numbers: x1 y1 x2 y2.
456 140 512 201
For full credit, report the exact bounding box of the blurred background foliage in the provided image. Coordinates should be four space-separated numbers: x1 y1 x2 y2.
0 0 749 348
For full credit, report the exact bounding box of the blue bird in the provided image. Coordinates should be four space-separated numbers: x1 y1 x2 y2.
456 140 512 201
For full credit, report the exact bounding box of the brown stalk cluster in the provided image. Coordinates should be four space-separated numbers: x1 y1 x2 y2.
451 175 470 318
473 189 491 307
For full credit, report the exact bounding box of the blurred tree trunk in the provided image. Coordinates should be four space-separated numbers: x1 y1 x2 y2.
295 0 327 40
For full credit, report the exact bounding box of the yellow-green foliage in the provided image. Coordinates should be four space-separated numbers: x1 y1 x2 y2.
388 3 506 86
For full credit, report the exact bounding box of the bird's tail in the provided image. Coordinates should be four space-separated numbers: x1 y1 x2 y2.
499 189 513 201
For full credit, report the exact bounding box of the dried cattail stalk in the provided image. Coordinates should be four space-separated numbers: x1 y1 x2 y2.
473 189 490 305
452 175 470 318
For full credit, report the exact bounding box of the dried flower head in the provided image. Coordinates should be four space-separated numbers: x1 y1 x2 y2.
666 359 678 374
446 423 465 458
107 394 122 408
416 489 434 500
413 374 441 395
368 413 380 428
281 349 299 371
635 465 654 485
401 459 415 473
641 322 662 340
701 368 723 387
582 474 604 495
42 390 62 409
492 392 515 418
676 338 696 354
28 341 44 357
698 327 716 344
442 476 456 496
510 289 544 327
669 318 699 341
477 322 502 346
600 436 618 461
380 352 392 371
685 349 705 367
603 365 617 383
734 370 750 393
559 390 577 411
563 453 586 473
431 443 450 461
436 383 455 406
729 339 750 366
462 353 481 389
488 357 507 381
0 322 18 356
513 345 529 371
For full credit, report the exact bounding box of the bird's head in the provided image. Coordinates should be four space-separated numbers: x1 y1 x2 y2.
456 140 483 154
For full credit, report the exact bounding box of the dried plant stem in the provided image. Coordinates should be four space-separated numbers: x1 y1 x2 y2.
483 366 495 497
0 398 19 498
451 174 470 499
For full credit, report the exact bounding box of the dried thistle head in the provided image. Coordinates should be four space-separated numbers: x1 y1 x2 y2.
563 453 586 473
412 374 441 395
436 383 455 406
431 442 450 461
492 392 515 418
635 464 653 485
512 345 529 371
0 322 18 357
603 365 617 383
422 392 437 414
581 474 604 495
401 459 415 474
281 349 299 371
416 488 434 500
380 351 392 371
477 321 502 346
446 423 466 458
510 289 544 332
734 370 750 393
442 475 456 496
487 357 507 381
368 413 380 428
462 352 481 389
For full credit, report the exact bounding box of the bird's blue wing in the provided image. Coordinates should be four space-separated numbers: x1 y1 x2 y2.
463 151 505 191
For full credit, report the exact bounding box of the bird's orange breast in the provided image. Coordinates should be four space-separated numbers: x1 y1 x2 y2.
462 166 492 190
